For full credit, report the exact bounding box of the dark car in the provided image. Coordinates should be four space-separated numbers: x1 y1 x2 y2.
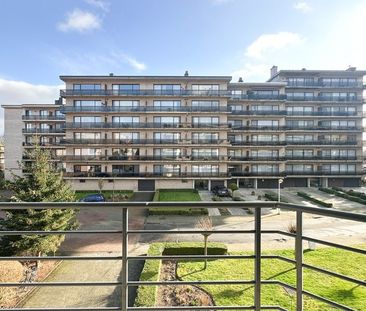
212 186 230 197
79 193 106 202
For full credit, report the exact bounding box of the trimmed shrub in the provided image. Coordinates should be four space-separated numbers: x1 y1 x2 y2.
134 242 227 307
319 188 366 205
152 190 159 202
232 196 245 201
212 196 223 201
297 191 333 208
148 208 208 216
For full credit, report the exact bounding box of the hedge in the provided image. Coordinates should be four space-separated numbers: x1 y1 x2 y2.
264 191 289 203
134 242 227 307
148 208 208 216
297 191 333 208
319 188 366 205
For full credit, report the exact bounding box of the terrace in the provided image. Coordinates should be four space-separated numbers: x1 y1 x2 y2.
0 201 365 311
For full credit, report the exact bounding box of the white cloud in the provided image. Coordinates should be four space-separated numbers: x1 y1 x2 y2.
246 32 304 59
58 9 101 33
231 63 270 82
49 49 147 74
0 79 61 135
294 1 312 13
84 0 110 12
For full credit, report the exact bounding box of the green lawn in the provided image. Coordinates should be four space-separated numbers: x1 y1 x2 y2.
149 189 207 215
74 190 133 201
135 243 366 310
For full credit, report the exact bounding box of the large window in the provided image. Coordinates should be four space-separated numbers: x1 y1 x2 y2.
320 92 357 101
192 132 219 143
154 149 181 158
286 135 314 142
192 165 219 175
321 164 356 173
286 120 314 128
192 117 219 127
74 165 101 173
191 149 219 159
321 78 358 87
251 150 278 158
74 148 101 157
73 116 102 123
251 120 279 127
154 132 180 141
112 100 140 111
286 149 314 158
252 134 279 142
252 164 279 173
287 77 315 87
251 105 279 111
286 106 313 115
112 84 140 95
153 101 181 111
154 116 180 126
73 84 101 90
286 164 313 172
154 84 181 95
112 132 139 141
319 120 356 128
112 116 140 126
74 100 102 107
192 84 219 95
154 164 181 176
321 149 356 158
191 101 219 111
287 92 314 100
73 132 101 140
112 165 139 175
112 148 139 159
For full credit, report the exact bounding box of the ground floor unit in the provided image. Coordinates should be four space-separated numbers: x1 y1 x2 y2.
65 176 362 191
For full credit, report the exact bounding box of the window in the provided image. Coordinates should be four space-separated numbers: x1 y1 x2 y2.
229 105 243 111
74 149 101 156
153 101 181 111
321 149 356 158
40 110 49 116
286 120 314 128
251 105 279 111
112 100 140 110
73 84 101 90
73 116 102 123
192 84 219 95
154 164 181 175
74 100 102 107
192 117 219 127
74 132 101 140
321 164 356 173
252 164 279 173
192 132 219 143
286 149 313 158
251 120 279 127
112 148 139 159
319 120 356 128
321 78 358 87
191 149 218 159
112 132 139 141
191 101 219 109
287 77 314 87
112 116 139 125
154 116 180 125
112 84 140 95
154 132 181 141
74 165 101 173
320 92 357 101
154 149 181 158
286 164 313 172
192 165 219 175
286 106 313 115
154 84 181 95
287 92 314 100
251 90 279 96
286 135 314 142
251 150 278 158
112 165 139 175
252 135 279 142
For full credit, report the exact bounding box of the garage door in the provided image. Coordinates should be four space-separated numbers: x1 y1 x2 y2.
138 180 155 191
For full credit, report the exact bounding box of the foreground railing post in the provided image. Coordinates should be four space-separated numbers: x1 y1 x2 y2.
254 207 261 311
122 207 128 311
296 211 303 311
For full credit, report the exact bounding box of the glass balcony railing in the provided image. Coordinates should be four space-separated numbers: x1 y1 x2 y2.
22 128 65 134
22 115 65 120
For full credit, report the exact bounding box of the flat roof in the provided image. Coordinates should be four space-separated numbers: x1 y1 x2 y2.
268 69 366 81
229 82 287 87
60 75 233 82
2 104 61 108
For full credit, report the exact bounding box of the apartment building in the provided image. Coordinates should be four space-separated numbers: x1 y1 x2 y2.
0 143 4 171
2 67 364 190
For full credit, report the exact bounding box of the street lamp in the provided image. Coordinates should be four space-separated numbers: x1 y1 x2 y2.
278 178 284 214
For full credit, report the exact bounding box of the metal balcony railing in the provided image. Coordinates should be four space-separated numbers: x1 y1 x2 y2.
61 106 229 113
22 128 65 134
22 115 65 120
63 172 230 178
59 139 225 145
0 201 365 311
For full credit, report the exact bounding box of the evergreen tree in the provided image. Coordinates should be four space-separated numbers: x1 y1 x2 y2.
0 144 78 256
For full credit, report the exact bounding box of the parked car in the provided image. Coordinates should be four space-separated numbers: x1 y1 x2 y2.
79 193 106 202
212 186 230 197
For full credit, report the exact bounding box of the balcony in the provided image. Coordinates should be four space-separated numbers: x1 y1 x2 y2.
229 141 287 146
63 172 229 178
229 156 284 161
61 106 229 113
286 140 358 146
285 126 362 132
0 201 365 310
286 111 359 117
287 95 363 102
22 128 65 134
62 155 226 162
287 81 363 88
22 115 65 120
65 122 228 129
230 110 287 116
230 171 283 177
286 156 358 161
60 89 232 98
230 94 287 101
285 170 363 176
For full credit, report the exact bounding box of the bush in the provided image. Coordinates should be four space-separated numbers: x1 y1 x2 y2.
212 196 223 201
148 208 208 216
232 196 244 201
297 191 333 208
228 183 238 192
319 188 366 205
134 242 227 307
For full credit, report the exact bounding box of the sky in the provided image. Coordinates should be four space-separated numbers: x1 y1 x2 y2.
1 0 366 135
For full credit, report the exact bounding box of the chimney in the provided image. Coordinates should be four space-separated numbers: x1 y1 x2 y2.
346 66 356 71
238 77 243 82
184 70 189 77
270 65 278 78
109 73 114 76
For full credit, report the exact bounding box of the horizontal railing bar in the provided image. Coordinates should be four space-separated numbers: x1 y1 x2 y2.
127 229 255 234
0 256 122 261
0 230 123 235
264 255 297 264
302 263 366 286
301 236 366 255
127 306 285 310
279 202 366 222
0 281 121 287
0 308 120 311
302 289 354 311
262 230 296 238
127 255 255 260
0 201 364 223
127 280 255 286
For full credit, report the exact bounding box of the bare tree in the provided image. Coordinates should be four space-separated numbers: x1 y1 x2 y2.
196 216 213 269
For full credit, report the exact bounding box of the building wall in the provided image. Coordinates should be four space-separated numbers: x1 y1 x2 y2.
4 107 23 179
